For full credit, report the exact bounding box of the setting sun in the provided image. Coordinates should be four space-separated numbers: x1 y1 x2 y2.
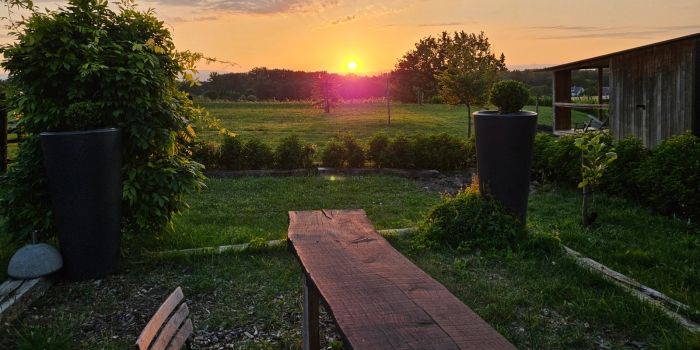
347 60 358 72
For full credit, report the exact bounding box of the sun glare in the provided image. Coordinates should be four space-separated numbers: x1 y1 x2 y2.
347 60 358 71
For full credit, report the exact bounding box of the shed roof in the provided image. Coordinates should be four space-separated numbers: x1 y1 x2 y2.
541 32 700 72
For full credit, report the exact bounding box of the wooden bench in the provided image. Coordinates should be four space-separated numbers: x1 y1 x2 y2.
288 209 516 350
135 287 193 350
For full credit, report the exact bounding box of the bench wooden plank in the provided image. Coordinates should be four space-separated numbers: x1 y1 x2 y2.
135 287 184 350
288 209 516 350
151 303 190 350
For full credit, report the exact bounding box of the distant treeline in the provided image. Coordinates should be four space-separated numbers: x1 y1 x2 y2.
183 68 388 101
182 67 609 103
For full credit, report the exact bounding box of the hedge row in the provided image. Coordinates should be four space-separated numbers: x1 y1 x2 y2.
533 132 700 222
192 132 476 171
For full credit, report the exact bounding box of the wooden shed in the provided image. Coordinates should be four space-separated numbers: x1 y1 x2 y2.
544 33 700 148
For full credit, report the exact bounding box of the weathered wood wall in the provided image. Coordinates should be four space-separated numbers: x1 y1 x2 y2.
609 39 698 148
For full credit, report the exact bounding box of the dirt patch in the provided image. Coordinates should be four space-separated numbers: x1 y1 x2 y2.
412 170 474 195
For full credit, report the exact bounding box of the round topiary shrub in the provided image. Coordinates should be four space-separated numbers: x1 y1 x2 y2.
421 188 527 251
489 80 530 114
0 0 209 239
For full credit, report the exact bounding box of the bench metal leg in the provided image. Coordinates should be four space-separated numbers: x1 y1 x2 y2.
303 273 320 350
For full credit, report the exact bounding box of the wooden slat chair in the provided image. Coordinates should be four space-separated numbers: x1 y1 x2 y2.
135 287 193 350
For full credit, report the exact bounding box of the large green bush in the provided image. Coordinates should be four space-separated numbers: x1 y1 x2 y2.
413 133 466 170
601 137 649 199
531 133 581 186
384 134 415 168
320 140 344 168
241 138 274 169
220 136 244 170
421 188 527 251
0 0 208 238
367 133 390 167
274 135 315 169
191 141 221 170
636 133 700 222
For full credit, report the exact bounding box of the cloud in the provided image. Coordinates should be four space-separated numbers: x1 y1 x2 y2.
164 15 221 23
330 15 356 25
529 24 700 40
152 0 339 15
416 21 469 27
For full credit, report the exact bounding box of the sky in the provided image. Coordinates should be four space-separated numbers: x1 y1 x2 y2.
3 0 700 76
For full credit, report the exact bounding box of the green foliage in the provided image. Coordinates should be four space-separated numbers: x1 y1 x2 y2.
220 136 244 170
489 80 530 114
574 132 617 189
601 137 649 198
367 132 390 167
320 140 344 168
274 135 315 169
0 0 207 239
17 328 73 350
191 141 221 170
531 133 581 186
319 133 365 168
340 133 365 168
421 189 527 251
241 138 274 169
437 32 506 111
636 133 700 222
384 134 415 168
413 133 466 170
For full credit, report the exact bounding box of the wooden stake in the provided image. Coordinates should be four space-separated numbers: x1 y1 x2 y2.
303 273 320 350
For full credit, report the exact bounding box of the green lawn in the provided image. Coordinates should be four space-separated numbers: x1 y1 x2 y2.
1 178 698 349
528 186 700 314
134 176 441 252
196 101 591 144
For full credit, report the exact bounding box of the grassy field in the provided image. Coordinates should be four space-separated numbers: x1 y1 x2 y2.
529 186 700 314
1 178 698 349
196 101 592 144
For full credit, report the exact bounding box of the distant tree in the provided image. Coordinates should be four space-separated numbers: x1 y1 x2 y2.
392 33 449 104
313 72 340 113
436 31 506 137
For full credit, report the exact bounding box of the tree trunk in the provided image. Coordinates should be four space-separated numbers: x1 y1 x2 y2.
324 98 330 113
466 104 472 138
582 185 590 226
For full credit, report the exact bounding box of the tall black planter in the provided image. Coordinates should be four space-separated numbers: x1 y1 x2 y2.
473 111 537 224
40 128 122 280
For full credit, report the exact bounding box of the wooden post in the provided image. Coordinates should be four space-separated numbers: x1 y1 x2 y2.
553 70 572 131
303 273 320 350
597 68 604 120
386 74 391 125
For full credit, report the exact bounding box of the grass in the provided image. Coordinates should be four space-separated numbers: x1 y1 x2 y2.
196 101 591 145
528 186 700 313
130 176 440 252
2 178 699 349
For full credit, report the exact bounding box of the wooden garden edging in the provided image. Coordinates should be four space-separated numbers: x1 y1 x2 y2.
0 278 53 323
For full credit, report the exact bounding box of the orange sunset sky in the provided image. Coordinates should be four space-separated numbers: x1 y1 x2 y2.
3 0 700 75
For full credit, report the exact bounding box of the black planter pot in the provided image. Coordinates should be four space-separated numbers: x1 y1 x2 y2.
473 111 537 224
40 128 122 280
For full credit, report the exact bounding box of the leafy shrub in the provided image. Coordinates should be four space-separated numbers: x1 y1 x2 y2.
490 80 530 113
191 141 221 170
241 139 274 169
384 134 414 168
531 133 581 186
246 94 257 102
601 137 649 198
275 135 315 169
340 133 365 168
461 137 477 169
636 133 700 222
367 133 390 167
0 0 207 238
421 189 527 251
220 136 244 170
321 140 344 168
413 133 465 170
